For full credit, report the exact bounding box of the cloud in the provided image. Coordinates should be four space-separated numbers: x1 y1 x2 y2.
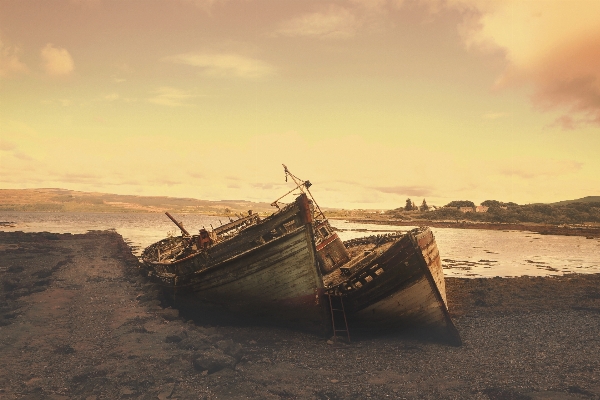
0 38 28 78
445 0 600 128
40 43 74 76
163 52 274 79
13 151 33 161
349 0 403 10
0 140 34 161
150 178 181 186
550 115 578 130
272 1 409 39
111 179 141 186
372 185 434 197
188 171 205 179
498 158 583 179
147 87 195 107
0 139 17 151
275 5 360 39
251 182 279 190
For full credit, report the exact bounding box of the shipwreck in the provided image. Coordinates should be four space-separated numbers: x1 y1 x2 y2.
141 166 461 345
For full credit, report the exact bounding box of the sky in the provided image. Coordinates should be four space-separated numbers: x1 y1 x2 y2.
1 0 599 209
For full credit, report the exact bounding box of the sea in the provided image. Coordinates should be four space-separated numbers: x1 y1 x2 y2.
1 211 599 279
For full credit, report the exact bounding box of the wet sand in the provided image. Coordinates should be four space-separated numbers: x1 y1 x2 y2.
1 231 599 399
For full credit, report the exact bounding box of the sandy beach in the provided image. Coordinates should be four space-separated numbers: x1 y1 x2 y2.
1 230 599 399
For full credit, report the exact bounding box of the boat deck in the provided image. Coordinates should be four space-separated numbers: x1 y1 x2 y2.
322 242 394 288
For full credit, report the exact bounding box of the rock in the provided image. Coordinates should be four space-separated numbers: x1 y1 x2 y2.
146 299 162 308
139 289 161 302
176 331 210 351
216 339 243 359
156 383 175 400
165 334 183 343
192 349 236 374
54 344 76 354
159 307 179 321
120 387 136 398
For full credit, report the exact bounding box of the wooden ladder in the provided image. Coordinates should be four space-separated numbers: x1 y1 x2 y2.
327 293 351 343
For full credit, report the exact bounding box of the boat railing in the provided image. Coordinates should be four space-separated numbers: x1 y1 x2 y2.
213 213 260 237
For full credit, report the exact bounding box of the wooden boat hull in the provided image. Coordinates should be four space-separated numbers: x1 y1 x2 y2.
340 228 461 345
149 225 329 334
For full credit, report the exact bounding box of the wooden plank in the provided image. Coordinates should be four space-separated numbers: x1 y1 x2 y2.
167 226 328 333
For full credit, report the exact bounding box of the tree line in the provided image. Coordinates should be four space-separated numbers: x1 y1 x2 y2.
390 198 600 224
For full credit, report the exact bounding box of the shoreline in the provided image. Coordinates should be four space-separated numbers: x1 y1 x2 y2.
3 210 599 237
335 217 600 237
1 231 599 398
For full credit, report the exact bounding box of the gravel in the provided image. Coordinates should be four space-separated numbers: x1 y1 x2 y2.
0 230 598 399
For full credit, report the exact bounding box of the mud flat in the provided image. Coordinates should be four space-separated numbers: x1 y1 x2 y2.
1 231 599 399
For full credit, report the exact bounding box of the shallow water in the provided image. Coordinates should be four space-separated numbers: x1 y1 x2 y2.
0 212 223 254
2 211 599 278
331 220 600 278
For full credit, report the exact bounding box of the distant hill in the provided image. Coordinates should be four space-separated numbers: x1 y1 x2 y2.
551 196 600 205
0 188 276 215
